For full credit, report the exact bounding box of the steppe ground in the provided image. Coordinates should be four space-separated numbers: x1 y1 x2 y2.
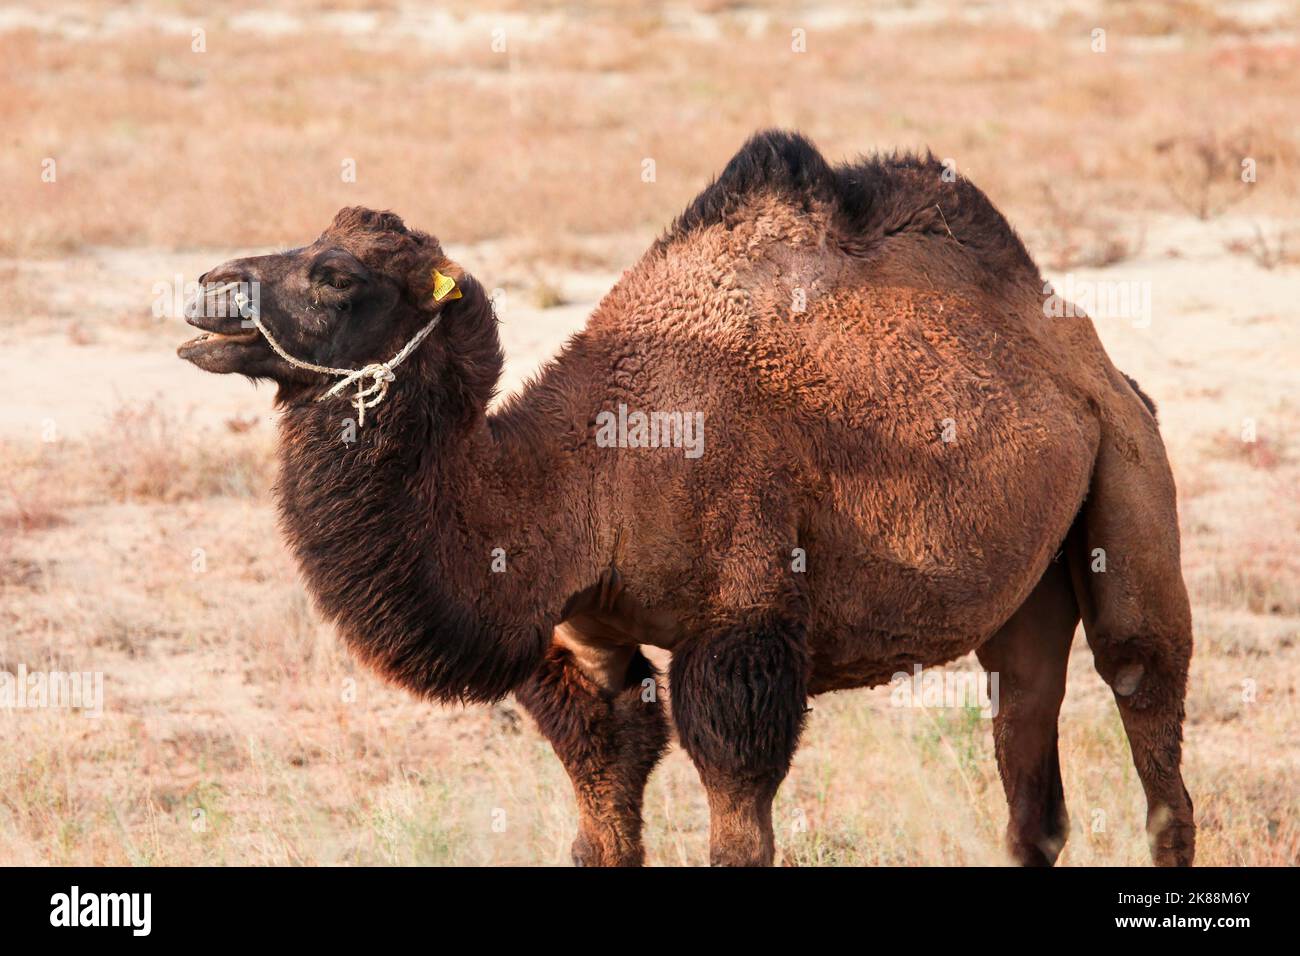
0 0 1296 865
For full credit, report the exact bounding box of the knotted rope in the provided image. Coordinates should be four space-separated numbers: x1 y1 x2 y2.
201 280 449 427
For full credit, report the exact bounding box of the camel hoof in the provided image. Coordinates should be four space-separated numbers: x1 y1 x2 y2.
1150 823 1196 867
1009 837 1064 867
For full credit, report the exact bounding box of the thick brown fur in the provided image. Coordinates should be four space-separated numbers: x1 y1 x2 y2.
182 130 1195 867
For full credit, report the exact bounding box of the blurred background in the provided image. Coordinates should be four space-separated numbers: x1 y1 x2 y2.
0 0 1296 865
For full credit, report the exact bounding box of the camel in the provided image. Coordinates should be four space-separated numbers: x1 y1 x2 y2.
179 130 1194 867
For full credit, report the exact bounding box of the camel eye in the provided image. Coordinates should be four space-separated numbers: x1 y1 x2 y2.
328 274 353 291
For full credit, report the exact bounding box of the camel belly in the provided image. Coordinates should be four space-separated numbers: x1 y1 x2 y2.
800 413 1096 690
792 361 1098 673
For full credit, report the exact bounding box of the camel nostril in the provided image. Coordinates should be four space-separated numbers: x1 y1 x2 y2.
188 267 256 324
201 269 250 287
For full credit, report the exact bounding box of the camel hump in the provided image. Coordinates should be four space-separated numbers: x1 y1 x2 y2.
660 130 838 243
657 128 1042 285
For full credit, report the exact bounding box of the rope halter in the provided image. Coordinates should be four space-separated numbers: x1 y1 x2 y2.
208 269 460 427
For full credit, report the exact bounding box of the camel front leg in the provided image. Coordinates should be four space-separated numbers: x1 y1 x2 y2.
670 619 809 866
515 638 668 866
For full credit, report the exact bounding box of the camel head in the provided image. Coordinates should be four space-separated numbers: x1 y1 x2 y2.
179 207 464 394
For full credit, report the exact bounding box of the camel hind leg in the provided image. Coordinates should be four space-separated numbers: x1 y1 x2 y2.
1067 416 1195 866
976 556 1079 866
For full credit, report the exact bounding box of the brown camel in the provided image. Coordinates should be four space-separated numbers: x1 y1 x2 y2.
179 130 1194 867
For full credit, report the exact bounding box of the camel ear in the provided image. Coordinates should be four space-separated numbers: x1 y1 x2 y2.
420 261 490 334
431 268 462 302
426 261 467 306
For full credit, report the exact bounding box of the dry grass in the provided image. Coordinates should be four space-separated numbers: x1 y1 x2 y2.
3 1 1300 260
1 403 274 528
1 0 1297 866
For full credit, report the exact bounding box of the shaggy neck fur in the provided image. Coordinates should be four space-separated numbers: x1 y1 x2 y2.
273 281 584 703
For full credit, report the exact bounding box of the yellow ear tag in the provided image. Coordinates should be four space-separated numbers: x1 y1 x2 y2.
432 269 462 302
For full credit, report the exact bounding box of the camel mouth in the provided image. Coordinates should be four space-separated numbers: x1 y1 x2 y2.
177 327 264 369
178 306 264 361
184 307 257 336
179 329 261 349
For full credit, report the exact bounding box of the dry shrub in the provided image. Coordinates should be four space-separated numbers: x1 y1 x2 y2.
66 321 98 346
1096 0 1251 38
1155 130 1262 220
1032 182 1145 270
89 402 273 503
1224 224 1300 270
0 467 67 534
224 415 260 434
529 277 567 309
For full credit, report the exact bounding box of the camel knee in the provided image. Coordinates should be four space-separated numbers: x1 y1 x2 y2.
671 624 808 781
1081 624 1195 866
1067 476 1194 715
1087 630 1191 715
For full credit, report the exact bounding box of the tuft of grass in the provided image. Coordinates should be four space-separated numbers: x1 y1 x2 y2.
529 278 567 309
0 401 275 527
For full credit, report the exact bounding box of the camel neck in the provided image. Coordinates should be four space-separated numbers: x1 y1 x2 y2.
272 371 579 703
